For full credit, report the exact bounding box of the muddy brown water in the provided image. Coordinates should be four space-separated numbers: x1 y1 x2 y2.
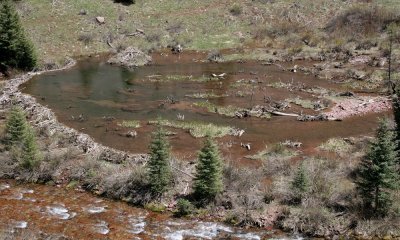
21 52 389 163
0 180 296 239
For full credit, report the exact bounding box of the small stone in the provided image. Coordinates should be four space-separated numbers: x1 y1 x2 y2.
96 16 105 24
79 9 87 15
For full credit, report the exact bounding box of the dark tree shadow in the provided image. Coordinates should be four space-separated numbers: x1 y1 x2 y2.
113 0 135 6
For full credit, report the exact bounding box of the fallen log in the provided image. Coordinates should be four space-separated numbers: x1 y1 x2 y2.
265 110 299 117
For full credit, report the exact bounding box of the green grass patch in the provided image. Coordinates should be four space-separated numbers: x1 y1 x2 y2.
185 92 228 99
286 97 315 109
247 143 298 160
148 119 237 138
193 101 243 117
319 138 352 154
118 120 141 128
145 202 166 213
147 75 211 82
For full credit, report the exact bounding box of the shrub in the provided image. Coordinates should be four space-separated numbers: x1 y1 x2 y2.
4 107 27 148
78 33 94 46
175 199 194 217
290 163 310 204
145 202 166 213
230 4 242 16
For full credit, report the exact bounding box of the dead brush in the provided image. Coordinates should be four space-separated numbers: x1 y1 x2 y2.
78 32 94 46
222 163 265 226
325 6 400 39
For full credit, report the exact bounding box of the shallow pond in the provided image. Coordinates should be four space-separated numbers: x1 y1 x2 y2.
22 52 389 162
0 180 300 239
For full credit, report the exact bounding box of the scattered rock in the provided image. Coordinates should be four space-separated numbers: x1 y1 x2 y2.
281 140 302 148
171 44 183 54
79 9 87 15
125 130 137 138
240 142 251 151
349 55 371 65
95 16 105 24
108 47 152 68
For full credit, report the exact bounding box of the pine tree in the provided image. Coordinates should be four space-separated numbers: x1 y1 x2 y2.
290 162 310 203
193 135 223 203
147 123 171 197
4 106 27 147
356 119 399 217
0 0 37 71
20 126 40 170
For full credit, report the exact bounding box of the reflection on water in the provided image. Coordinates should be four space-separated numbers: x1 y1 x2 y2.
0 180 302 239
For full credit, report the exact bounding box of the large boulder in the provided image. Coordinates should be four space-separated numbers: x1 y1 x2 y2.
107 47 151 68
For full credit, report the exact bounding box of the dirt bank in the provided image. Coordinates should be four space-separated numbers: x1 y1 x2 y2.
325 96 392 120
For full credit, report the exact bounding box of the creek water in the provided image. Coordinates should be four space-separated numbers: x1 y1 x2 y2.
0 180 300 239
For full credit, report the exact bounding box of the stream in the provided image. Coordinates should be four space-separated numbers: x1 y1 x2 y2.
0 180 301 239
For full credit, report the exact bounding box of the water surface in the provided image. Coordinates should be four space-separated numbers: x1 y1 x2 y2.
21 53 388 162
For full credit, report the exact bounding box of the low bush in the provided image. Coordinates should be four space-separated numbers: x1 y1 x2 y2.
175 199 195 217
229 4 242 16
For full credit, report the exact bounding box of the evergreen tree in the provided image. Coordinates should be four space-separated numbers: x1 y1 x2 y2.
356 119 399 217
193 135 223 203
20 126 40 170
147 123 171 197
0 0 37 71
291 162 310 203
4 106 27 147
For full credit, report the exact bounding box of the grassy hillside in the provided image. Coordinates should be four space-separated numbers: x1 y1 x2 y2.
15 0 399 66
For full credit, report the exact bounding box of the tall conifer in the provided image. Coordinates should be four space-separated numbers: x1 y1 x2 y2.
356 119 399 216
147 123 171 198
0 0 37 71
193 135 223 203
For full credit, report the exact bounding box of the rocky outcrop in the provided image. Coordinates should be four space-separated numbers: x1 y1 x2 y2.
107 47 151 68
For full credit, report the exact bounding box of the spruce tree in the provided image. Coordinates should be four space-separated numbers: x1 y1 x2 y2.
291 162 310 203
4 106 27 147
356 119 399 217
20 126 40 170
0 0 37 71
193 135 223 203
147 123 171 197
